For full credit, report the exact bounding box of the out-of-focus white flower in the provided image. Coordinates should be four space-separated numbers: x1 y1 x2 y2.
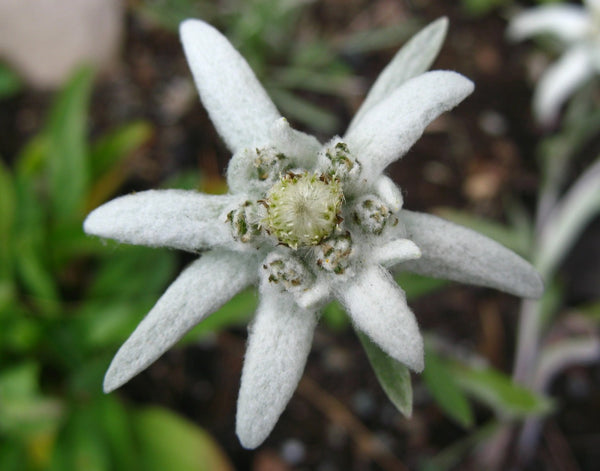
508 0 600 124
84 18 543 448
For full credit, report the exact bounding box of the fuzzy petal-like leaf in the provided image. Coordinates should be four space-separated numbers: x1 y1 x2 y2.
103 250 258 392
399 211 544 299
348 17 448 132
180 19 281 153
269 117 321 168
335 264 424 372
373 239 421 268
236 286 317 449
374 175 403 212
84 189 243 252
344 71 474 184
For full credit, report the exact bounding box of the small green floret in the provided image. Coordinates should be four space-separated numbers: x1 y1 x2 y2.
321 139 360 180
264 172 343 249
227 201 261 243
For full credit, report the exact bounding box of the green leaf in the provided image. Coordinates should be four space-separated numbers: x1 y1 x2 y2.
461 0 510 16
579 300 600 321
538 280 564 328
67 355 112 396
0 363 64 437
49 405 111 471
0 439 27 471
134 407 233 471
0 396 64 438
0 62 22 99
450 363 553 418
78 301 147 350
87 121 154 210
14 235 60 308
0 362 38 397
358 331 413 417
89 247 176 300
49 222 105 265
340 21 420 54
273 67 356 97
12 141 59 310
395 272 447 301
97 395 139 471
46 67 94 221
321 300 350 331
0 314 41 354
422 346 474 428
45 317 91 370
0 280 15 312
134 0 216 32
15 135 50 178
0 160 16 281
162 170 201 191
268 86 339 134
183 288 257 341
90 121 153 177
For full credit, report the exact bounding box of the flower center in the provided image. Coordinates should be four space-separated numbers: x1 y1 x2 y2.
265 172 343 249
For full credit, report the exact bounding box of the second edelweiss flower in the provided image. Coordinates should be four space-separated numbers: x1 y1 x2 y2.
84 18 543 449
508 0 600 123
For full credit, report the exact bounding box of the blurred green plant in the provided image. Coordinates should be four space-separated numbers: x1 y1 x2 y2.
0 68 234 470
0 63 22 99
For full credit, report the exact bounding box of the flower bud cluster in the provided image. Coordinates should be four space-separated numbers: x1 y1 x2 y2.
318 137 361 181
227 201 262 243
352 195 398 235
314 232 353 275
262 252 311 293
253 146 288 183
227 138 403 296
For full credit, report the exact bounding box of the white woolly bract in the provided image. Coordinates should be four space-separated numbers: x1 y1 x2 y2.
236 285 317 449
335 264 424 372
102 250 259 392
344 71 474 186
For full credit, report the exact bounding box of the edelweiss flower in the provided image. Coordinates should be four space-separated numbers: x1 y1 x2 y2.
508 0 600 124
84 18 543 448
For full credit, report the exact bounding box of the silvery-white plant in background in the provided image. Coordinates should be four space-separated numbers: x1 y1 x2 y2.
84 18 543 448
508 0 600 124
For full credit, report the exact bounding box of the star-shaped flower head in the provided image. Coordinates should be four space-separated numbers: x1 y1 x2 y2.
507 0 600 124
84 18 543 449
